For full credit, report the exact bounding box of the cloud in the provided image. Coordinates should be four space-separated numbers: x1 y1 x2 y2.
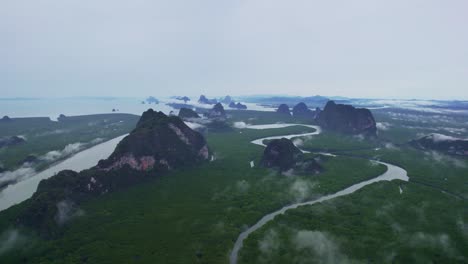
425 151 467 168
235 180 250 194
292 138 304 147
184 121 205 130
258 229 280 257
376 122 391 131
0 166 36 186
0 229 26 255
233 121 248 129
41 142 85 162
293 230 350 264
55 200 84 225
289 179 316 202
409 232 456 256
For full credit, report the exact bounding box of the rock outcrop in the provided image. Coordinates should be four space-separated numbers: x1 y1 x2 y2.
260 138 322 174
0 136 26 148
409 134 468 156
175 96 191 103
276 104 291 115
146 96 159 104
17 109 210 234
292 102 313 118
98 109 210 171
221 95 233 104
228 101 247 110
316 101 377 136
198 95 218 105
205 103 226 118
1 116 11 122
178 108 200 119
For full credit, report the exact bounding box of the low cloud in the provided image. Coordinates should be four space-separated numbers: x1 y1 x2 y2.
55 200 84 225
425 151 466 168
293 230 350 264
292 138 304 147
233 121 248 129
376 122 391 131
259 229 280 257
289 179 316 202
0 166 36 186
0 229 26 255
42 142 85 162
410 232 456 256
235 180 250 194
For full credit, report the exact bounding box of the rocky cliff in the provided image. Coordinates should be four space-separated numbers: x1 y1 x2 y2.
198 95 218 105
276 104 291 115
316 101 376 136
409 134 468 156
178 108 200 119
17 109 210 234
260 138 322 174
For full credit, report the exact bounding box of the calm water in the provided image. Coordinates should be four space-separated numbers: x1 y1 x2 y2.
0 135 126 211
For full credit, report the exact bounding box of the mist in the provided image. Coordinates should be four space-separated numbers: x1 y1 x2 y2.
1 1 468 99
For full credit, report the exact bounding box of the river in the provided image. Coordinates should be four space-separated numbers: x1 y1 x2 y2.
0 135 126 211
229 124 409 264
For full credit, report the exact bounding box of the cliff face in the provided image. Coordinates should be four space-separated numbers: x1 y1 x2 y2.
229 102 247 110
316 101 377 136
178 108 200 119
98 109 209 171
292 102 313 118
205 103 226 119
409 134 468 156
276 104 291 115
260 138 322 174
18 109 210 234
198 95 218 105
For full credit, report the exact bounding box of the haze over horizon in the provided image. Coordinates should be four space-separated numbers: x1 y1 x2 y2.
2 0 467 100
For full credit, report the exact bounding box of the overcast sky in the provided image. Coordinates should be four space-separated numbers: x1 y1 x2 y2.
1 0 467 99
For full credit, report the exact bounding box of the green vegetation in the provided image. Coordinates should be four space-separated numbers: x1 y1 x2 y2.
0 108 467 263
0 118 386 263
239 181 467 263
0 114 138 171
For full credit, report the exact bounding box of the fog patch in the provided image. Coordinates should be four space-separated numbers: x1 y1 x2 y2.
233 121 249 129
55 200 84 225
376 122 391 131
425 151 467 168
353 134 365 141
384 143 399 150
258 229 280 258
0 166 36 186
410 232 456 256
90 137 105 144
292 138 304 147
0 229 26 255
42 142 85 162
235 180 250 194
290 179 316 202
293 230 350 264
184 121 205 130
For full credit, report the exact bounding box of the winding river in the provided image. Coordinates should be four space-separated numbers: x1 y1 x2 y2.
230 124 409 264
0 135 127 211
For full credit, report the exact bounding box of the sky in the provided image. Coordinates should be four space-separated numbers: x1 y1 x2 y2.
1 0 467 100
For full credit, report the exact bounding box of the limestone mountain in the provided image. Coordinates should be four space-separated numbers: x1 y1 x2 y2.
198 95 218 105
260 138 322 174
17 109 210 234
409 133 468 156
229 101 247 110
276 104 291 115
292 102 313 118
316 101 377 136
178 108 200 119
